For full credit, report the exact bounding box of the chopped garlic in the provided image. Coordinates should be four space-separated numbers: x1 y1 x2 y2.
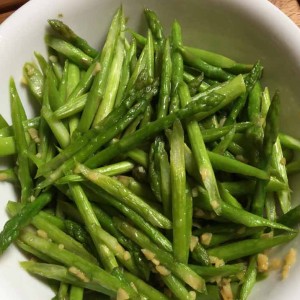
28 128 40 143
220 280 233 300
155 265 171 276
282 248 297 280
68 266 89 283
201 233 212 246
37 229 48 239
209 256 225 267
151 258 160 266
141 249 155 260
58 244 64 250
116 288 129 300
190 236 199 252
257 253 269 272
123 251 131 261
189 291 197 300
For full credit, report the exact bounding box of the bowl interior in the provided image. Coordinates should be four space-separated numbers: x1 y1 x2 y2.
0 0 300 299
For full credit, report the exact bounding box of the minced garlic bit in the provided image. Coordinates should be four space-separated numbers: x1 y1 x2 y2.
190 236 199 252
208 276 222 284
36 152 42 159
21 76 28 85
280 157 286 166
130 282 138 292
201 233 212 246
25 65 35 77
141 249 155 261
28 128 41 143
211 200 220 210
155 265 171 276
68 266 90 283
185 275 204 291
138 166 146 173
58 244 65 250
282 248 297 280
220 280 233 300
123 251 131 261
37 229 48 239
219 116 227 127
29 195 36 202
151 258 160 266
116 288 129 300
49 55 58 63
92 62 101 75
200 167 209 181
189 291 197 300
209 256 225 268
88 170 100 182
257 253 269 272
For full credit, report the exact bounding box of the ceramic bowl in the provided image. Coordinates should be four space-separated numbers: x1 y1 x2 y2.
0 0 300 299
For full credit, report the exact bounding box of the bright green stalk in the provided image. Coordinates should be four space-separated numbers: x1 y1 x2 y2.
76 164 172 230
157 39 172 118
6 201 97 264
0 192 52 254
41 105 70 149
93 36 125 125
21 261 114 296
48 19 98 58
68 183 139 275
114 217 206 293
169 20 183 113
0 136 16 156
23 62 44 103
77 7 123 132
10 78 33 203
19 232 139 299
168 120 188 263
207 234 297 262
179 82 222 214
70 286 84 300
45 36 93 69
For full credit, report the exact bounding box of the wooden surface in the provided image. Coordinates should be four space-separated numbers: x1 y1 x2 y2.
270 0 300 25
0 0 300 25
0 0 27 23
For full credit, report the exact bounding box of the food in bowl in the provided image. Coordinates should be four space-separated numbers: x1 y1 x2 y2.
0 4 299 300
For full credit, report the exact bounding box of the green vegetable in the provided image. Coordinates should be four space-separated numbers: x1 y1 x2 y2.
0 192 52 254
0 7 299 300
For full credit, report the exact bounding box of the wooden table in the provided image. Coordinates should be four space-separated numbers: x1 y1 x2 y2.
0 0 300 25
0 0 28 23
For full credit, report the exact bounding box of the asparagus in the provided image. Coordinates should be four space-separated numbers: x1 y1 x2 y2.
76 163 172 230
0 8 299 300
48 19 98 58
168 120 188 263
10 78 33 203
0 192 52 254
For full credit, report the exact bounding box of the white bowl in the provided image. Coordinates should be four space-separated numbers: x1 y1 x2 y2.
0 0 300 299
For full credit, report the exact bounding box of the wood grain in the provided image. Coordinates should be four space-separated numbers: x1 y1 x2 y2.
270 0 300 25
